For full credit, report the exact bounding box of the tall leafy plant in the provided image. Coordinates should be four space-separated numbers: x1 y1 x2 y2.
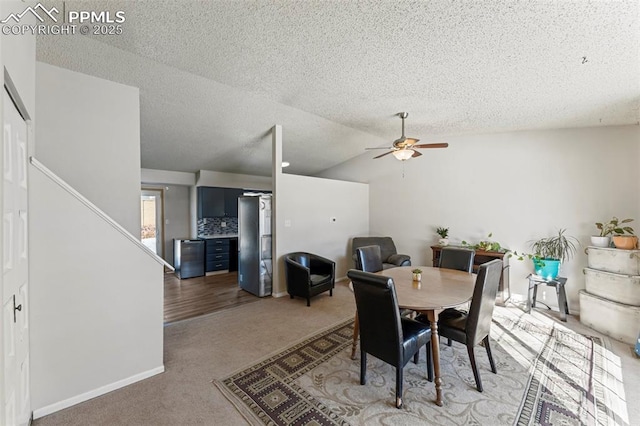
512 229 578 263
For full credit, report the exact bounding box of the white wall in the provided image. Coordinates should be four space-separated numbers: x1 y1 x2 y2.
197 170 272 190
319 125 640 312
29 167 164 418
142 168 195 186
31 61 164 416
274 173 369 295
35 62 141 236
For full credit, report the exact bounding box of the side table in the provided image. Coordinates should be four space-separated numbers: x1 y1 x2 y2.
526 274 569 322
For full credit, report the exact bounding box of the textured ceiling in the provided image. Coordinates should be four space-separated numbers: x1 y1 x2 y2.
36 0 640 176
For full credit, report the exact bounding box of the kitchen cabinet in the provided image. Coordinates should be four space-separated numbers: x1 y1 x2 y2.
197 186 243 218
224 188 243 217
204 237 238 272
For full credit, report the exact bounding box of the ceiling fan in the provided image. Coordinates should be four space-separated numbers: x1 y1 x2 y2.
366 112 448 160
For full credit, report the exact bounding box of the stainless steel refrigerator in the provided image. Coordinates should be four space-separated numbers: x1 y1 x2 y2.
238 195 272 296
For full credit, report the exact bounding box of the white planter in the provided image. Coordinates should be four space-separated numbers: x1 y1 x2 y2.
590 236 611 248
586 246 640 275
579 290 640 345
583 268 640 306
438 238 449 246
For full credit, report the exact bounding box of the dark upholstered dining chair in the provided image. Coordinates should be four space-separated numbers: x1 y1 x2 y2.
347 269 433 409
439 247 475 273
417 259 503 392
284 252 335 307
355 245 384 273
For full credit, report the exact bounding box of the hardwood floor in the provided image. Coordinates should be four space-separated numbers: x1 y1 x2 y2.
164 271 261 323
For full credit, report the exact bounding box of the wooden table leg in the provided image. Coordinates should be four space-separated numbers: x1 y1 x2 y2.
351 311 359 360
426 310 444 406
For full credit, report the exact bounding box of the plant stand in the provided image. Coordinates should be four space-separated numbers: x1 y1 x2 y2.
526 274 569 321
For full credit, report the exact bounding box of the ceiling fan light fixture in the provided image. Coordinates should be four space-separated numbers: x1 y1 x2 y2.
392 149 414 161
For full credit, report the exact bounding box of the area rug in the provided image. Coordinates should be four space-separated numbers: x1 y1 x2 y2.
215 306 628 425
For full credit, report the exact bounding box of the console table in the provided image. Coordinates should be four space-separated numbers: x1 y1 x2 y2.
431 245 511 305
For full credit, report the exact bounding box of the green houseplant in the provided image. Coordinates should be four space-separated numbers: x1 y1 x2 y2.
592 217 633 248
512 229 578 279
412 268 422 281
436 227 449 246
605 218 637 250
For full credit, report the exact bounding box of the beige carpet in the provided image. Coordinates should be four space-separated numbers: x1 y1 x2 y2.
216 307 628 425
32 281 639 425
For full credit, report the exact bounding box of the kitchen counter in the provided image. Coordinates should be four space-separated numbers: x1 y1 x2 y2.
199 234 238 239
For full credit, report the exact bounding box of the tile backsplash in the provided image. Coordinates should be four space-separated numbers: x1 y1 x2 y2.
197 217 238 236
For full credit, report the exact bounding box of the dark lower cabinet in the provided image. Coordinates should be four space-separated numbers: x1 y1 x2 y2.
205 237 238 272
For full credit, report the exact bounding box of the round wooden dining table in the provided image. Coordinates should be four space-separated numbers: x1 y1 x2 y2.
350 266 476 407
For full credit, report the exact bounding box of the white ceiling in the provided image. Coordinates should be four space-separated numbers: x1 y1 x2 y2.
36 0 640 176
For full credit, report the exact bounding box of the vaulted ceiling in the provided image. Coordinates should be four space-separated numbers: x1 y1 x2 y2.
36 0 640 176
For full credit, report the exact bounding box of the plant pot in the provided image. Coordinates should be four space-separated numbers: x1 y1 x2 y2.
533 257 561 280
438 238 449 246
412 273 422 281
590 236 611 248
612 235 638 250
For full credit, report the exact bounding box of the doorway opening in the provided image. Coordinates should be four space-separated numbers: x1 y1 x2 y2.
141 188 164 257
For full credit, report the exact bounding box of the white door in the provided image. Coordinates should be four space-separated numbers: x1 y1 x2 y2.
2 89 30 425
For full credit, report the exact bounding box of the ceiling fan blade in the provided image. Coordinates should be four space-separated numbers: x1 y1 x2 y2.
365 147 393 150
411 150 423 158
412 143 449 149
373 150 395 159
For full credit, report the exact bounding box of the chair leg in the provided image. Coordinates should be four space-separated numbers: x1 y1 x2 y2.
290 295 294 299
307 297 310 307
395 366 403 409
484 336 497 374
330 288 333 296
447 338 452 347
426 344 433 382
360 350 367 385
467 345 483 392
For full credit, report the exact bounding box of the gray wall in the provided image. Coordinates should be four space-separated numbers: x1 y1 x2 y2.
31 63 164 417
34 62 141 236
319 125 640 312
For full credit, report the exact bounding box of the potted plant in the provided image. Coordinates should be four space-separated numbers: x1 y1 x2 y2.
461 233 506 252
436 227 449 246
512 229 579 279
593 217 633 248
610 218 637 250
412 268 422 281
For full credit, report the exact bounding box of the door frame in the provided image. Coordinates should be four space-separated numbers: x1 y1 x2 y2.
141 186 165 259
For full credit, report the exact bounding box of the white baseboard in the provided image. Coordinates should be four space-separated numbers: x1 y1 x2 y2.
33 365 165 419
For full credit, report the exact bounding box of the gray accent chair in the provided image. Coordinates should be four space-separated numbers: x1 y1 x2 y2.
352 237 411 270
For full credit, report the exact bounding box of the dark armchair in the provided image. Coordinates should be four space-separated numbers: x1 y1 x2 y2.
284 252 335 307
352 237 411 270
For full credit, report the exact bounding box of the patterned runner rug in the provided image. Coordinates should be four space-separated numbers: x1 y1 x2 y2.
215 306 628 425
